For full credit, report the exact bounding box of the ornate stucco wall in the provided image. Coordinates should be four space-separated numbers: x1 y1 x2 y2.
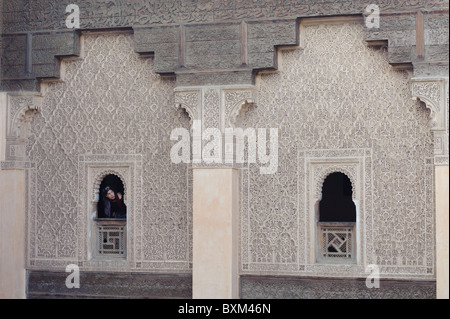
25 20 436 281
1 0 448 299
25 32 192 273
238 21 435 281
1 1 448 91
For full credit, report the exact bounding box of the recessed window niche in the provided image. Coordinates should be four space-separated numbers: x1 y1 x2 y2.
78 154 143 266
317 172 356 262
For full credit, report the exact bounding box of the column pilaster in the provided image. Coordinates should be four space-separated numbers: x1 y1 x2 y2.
0 92 41 298
412 77 449 299
175 85 257 298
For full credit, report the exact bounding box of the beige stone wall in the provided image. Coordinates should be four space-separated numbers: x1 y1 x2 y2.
436 165 449 299
193 168 239 299
0 93 5 161
0 169 25 298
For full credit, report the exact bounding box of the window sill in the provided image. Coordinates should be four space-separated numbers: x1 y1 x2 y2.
318 222 356 227
94 218 127 225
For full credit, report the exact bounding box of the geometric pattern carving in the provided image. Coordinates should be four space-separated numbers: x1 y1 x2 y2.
15 21 438 283
319 223 355 260
96 220 127 258
306 153 368 269
25 33 192 273
174 89 201 124
2 1 446 34
2 1 447 91
239 20 435 280
224 87 258 129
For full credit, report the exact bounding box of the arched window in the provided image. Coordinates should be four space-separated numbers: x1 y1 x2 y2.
95 174 127 258
319 172 356 222
97 174 127 219
318 172 356 262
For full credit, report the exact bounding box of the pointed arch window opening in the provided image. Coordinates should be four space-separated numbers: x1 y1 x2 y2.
94 173 127 259
97 174 127 220
317 172 357 262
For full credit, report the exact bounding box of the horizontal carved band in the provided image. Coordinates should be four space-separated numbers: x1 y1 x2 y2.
27 270 192 299
240 275 436 299
0 161 35 170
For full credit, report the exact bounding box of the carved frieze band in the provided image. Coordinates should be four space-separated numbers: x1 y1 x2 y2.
2 1 446 33
0 161 35 170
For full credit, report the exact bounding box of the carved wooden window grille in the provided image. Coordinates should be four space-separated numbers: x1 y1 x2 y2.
319 222 355 259
96 219 126 258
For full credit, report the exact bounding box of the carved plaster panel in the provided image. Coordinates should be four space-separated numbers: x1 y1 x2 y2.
3 0 446 33
2 93 42 163
174 85 257 131
6 94 42 138
25 33 192 273
174 89 201 125
305 151 370 269
411 78 448 132
241 149 373 277
238 21 435 280
412 78 449 165
223 87 258 129
174 85 257 169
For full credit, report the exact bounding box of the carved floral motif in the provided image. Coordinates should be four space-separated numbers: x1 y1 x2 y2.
26 33 192 272
238 22 434 279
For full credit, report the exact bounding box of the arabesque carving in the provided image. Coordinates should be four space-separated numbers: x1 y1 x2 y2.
238 22 435 279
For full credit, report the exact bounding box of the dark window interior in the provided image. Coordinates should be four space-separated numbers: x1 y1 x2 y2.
97 174 125 219
99 174 124 198
319 172 356 222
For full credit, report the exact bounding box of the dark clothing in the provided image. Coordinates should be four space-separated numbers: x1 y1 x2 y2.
98 195 127 219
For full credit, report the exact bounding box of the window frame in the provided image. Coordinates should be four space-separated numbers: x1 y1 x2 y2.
78 154 143 267
310 164 362 266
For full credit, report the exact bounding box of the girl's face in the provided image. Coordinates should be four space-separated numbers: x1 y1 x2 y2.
106 189 115 200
